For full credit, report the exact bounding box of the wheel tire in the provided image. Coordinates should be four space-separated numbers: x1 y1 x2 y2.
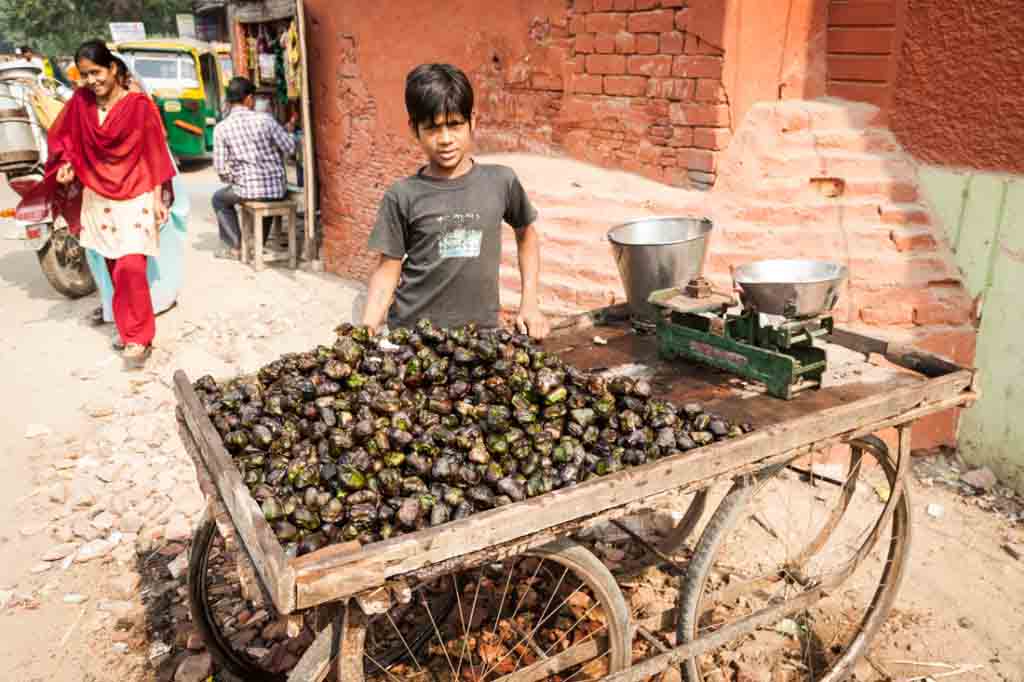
677 437 912 682
36 228 96 299
343 538 634 682
188 513 458 681
188 514 284 682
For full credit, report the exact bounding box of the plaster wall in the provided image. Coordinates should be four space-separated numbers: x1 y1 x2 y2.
889 0 1024 174
919 166 1024 491
721 0 828 129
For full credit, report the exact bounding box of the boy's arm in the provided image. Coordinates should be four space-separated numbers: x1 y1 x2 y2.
362 254 403 333
514 223 550 340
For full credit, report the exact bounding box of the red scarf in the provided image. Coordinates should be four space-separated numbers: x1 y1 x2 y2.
16 89 175 235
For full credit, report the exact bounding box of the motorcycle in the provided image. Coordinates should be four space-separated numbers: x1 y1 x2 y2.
1 62 96 299
6 175 96 299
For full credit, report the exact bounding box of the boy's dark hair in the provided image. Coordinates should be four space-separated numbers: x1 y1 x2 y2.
226 76 256 103
405 64 474 132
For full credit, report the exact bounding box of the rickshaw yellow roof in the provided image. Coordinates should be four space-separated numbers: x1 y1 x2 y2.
113 38 216 55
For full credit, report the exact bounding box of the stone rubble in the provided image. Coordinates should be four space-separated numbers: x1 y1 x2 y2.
21 307 348 681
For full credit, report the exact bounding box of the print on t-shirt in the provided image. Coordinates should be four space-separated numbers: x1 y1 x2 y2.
437 212 483 259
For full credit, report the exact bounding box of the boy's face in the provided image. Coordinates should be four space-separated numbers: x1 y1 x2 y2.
414 111 475 172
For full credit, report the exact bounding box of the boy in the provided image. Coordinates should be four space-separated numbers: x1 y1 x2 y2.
361 63 550 339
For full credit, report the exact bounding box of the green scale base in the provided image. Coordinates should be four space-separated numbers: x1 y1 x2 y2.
649 288 832 400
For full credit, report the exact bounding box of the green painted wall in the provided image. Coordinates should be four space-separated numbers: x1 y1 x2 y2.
919 167 1024 491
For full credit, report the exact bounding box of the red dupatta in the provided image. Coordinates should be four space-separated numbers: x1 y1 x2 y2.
16 89 175 235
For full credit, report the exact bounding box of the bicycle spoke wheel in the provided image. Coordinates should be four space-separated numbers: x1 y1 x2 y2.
189 511 449 680
358 539 632 682
677 436 911 682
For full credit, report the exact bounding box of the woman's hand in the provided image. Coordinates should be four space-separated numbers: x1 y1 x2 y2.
56 163 75 185
153 197 169 227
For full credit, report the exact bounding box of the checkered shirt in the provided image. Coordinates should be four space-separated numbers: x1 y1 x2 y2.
213 107 296 200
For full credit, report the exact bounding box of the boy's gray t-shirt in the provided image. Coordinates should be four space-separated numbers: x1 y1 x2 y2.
367 162 537 330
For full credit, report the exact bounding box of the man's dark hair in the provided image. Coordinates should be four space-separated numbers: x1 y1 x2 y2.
226 76 256 104
405 64 474 132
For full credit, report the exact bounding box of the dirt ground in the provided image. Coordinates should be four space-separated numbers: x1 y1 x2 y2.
0 157 1021 681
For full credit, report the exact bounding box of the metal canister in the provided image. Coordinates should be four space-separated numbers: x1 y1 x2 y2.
0 82 40 171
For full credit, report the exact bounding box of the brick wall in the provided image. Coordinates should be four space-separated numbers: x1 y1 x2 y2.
560 0 731 189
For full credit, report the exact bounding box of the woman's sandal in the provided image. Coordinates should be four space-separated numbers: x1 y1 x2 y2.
88 306 105 326
122 343 152 368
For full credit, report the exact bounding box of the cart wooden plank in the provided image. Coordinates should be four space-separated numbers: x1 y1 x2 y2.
174 370 297 613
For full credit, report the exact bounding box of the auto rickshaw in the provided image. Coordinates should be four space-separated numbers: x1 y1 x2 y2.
113 38 225 161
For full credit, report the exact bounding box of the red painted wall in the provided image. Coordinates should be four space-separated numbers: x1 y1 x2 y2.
303 0 736 279
302 0 567 281
825 0 906 114
889 0 1024 173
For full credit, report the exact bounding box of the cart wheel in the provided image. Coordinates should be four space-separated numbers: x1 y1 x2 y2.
676 436 911 682
348 538 632 682
188 514 457 681
188 513 283 681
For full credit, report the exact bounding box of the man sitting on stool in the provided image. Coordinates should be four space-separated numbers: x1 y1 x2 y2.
212 76 296 260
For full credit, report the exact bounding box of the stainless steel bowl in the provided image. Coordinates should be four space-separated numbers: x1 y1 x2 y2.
608 216 713 321
733 259 847 318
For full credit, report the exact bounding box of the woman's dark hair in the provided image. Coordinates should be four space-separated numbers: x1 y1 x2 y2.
75 39 129 86
405 64 474 133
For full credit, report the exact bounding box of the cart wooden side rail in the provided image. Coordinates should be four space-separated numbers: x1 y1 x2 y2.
173 320 977 619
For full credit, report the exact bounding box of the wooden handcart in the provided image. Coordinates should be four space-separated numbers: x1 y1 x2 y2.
174 313 976 682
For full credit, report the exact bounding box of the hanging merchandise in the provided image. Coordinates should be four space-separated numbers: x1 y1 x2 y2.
257 26 277 84
259 52 277 84
274 42 288 104
285 20 302 100
246 33 259 86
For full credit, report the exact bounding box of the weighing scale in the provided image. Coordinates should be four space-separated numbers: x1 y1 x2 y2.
648 260 848 400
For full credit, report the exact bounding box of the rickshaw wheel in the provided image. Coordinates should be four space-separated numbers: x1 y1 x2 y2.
188 513 456 681
676 436 912 682
346 539 633 682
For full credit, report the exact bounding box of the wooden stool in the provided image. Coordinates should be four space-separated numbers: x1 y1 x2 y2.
238 199 299 270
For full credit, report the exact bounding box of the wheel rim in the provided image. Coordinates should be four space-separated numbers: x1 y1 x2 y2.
188 516 458 680
358 540 632 682
678 437 911 682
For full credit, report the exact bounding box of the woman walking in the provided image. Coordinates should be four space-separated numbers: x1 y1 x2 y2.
85 64 190 342
18 40 175 366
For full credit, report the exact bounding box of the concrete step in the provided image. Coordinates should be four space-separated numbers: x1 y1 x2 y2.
501 249 623 289
751 176 920 203
761 150 917 181
763 97 885 132
719 199 933 227
782 127 903 155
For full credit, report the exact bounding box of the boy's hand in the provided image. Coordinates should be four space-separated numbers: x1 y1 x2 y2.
516 306 550 340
